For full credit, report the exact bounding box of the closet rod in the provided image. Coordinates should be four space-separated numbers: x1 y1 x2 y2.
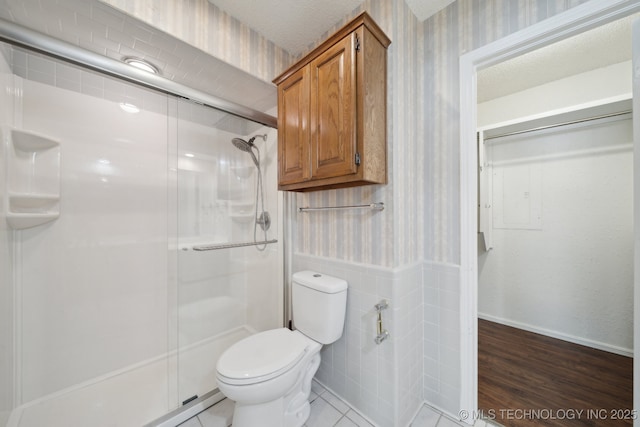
483 109 631 141
298 202 384 213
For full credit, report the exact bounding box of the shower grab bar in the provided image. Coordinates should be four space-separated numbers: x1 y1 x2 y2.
191 239 277 251
298 202 384 213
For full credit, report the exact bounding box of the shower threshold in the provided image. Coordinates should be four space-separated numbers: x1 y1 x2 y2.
144 389 226 427
7 326 252 427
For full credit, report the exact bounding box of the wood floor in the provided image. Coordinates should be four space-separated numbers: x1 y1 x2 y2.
478 319 633 427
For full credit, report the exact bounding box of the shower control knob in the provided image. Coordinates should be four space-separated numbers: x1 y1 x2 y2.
257 211 271 231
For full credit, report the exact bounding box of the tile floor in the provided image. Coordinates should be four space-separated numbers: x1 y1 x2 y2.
178 380 499 427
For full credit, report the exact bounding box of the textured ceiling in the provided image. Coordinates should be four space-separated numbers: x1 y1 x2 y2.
206 0 454 55
207 0 364 55
405 0 456 21
478 13 637 102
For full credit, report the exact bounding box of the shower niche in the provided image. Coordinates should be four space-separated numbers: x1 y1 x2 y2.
3 127 61 229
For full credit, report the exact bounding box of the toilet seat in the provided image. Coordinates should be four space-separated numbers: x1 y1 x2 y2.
216 328 311 385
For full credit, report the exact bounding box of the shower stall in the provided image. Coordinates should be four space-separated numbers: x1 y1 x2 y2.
0 33 281 427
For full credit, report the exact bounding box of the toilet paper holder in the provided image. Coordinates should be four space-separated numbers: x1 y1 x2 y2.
374 300 390 344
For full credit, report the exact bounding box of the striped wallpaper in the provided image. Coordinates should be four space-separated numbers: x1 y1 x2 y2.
423 0 590 265
294 0 421 269
102 0 292 83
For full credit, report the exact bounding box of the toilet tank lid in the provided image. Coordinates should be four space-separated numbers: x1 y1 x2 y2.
293 270 348 293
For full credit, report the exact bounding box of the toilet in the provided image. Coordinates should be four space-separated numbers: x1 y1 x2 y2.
215 270 348 427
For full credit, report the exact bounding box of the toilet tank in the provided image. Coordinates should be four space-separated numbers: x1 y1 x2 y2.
292 271 348 344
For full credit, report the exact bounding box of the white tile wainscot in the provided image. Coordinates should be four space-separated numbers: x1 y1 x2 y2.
422 261 462 420
293 254 423 427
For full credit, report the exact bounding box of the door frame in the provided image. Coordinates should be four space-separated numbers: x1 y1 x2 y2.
458 0 640 422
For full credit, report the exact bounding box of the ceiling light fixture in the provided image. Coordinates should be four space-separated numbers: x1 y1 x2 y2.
123 57 160 75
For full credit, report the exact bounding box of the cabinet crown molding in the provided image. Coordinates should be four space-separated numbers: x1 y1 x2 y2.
273 11 391 86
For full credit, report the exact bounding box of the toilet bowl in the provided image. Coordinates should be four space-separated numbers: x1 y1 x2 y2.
215 271 348 427
216 328 321 427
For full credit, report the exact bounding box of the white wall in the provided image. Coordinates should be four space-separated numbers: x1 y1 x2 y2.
479 114 633 355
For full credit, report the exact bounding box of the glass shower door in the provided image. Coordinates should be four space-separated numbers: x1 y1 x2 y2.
175 99 282 405
1 43 177 427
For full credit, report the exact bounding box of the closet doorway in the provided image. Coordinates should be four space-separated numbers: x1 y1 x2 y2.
458 1 640 423
476 104 633 426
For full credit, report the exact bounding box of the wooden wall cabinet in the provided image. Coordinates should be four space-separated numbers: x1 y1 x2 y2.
273 12 390 192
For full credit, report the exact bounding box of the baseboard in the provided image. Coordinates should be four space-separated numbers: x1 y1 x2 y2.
478 313 633 358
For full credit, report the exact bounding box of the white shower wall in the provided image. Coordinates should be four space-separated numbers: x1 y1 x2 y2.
17 73 170 403
0 46 14 427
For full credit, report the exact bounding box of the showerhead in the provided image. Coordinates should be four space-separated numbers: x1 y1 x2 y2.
231 135 267 167
231 137 254 153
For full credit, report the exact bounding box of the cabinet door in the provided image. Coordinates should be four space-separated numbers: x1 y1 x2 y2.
277 66 310 185
310 32 357 180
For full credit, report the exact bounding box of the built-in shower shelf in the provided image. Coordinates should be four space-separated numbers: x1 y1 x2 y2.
229 212 254 223
9 192 60 210
12 129 60 151
6 212 60 229
229 200 254 222
4 127 61 229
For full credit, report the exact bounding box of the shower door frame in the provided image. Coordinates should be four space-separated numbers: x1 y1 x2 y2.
0 18 276 129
